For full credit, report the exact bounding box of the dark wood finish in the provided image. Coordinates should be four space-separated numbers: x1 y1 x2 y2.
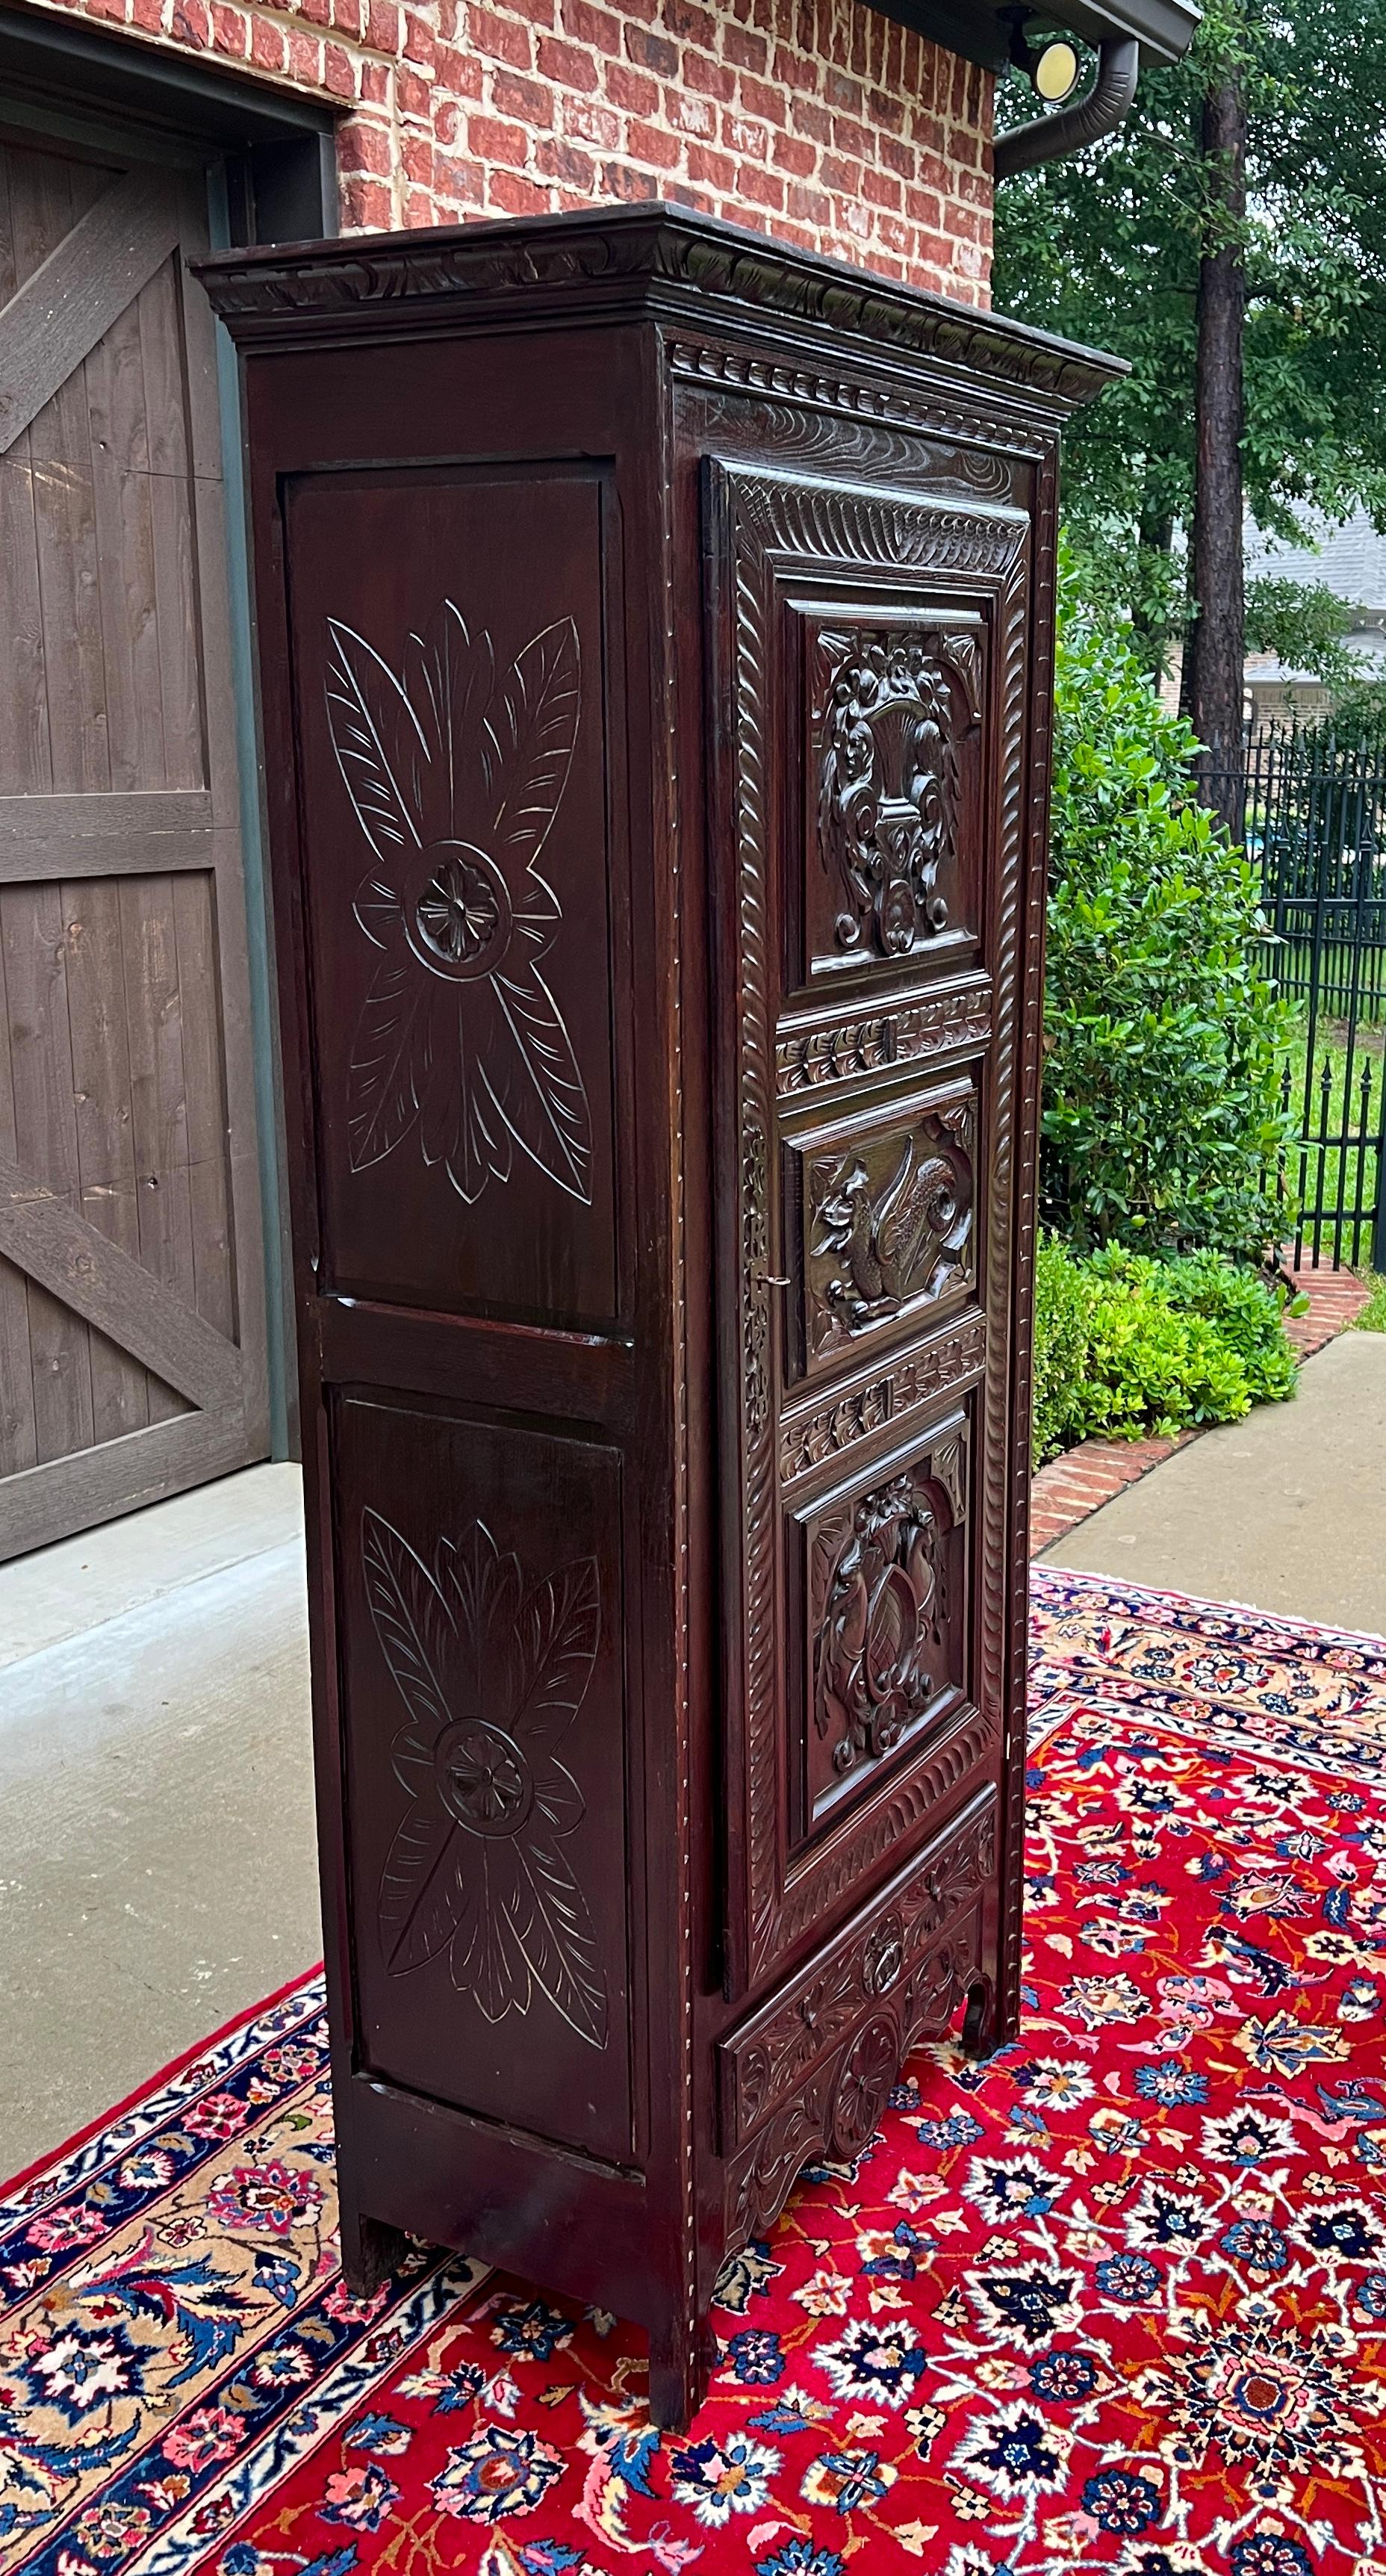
0 130 267 1556
201 204 1118 2431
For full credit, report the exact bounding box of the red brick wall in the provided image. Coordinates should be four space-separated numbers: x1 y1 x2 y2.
44 0 992 300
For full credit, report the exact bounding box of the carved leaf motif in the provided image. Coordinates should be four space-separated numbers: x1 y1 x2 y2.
438 1521 524 1716
407 601 495 837
510 1556 602 1750
346 958 434 1173
364 1509 467 1977
489 966 593 1202
329 601 592 1210
506 1828 609 2049
453 1874 526 2025
485 618 582 870
377 1793 467 1977
362 1508 455 1753
364 1509 609 2046
418 992 509 1202
326 620 427 871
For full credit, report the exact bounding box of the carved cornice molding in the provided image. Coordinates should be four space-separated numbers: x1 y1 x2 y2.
671 344 1047 462
196 208 1122 416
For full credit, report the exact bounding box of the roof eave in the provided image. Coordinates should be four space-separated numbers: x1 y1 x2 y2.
860 0 1199 71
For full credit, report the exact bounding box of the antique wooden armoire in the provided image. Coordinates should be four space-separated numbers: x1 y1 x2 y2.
201 208 1116 2427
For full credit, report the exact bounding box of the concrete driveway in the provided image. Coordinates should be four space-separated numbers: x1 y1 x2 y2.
0 1467 317 2182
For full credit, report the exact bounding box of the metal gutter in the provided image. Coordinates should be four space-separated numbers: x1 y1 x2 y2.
993 34 1141 177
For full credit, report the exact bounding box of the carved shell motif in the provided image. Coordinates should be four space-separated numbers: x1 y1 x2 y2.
326 601 591 1208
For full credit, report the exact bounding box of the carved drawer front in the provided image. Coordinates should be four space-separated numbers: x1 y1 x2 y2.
792 1406 971 1841
719 1786 995 2245
788 1070 978 1386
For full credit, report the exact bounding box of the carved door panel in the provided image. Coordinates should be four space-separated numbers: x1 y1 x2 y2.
333 1394 632 2166
706 455 1032 1999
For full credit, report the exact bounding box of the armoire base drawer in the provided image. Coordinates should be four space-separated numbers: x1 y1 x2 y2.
719 1785 997 2246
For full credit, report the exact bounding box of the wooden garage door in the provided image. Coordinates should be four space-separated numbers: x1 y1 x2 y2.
0 129 267 1561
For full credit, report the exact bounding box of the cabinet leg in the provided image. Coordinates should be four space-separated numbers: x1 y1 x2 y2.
648 2315 715 2432
338 2198 410 2297
962 1976 1010 2063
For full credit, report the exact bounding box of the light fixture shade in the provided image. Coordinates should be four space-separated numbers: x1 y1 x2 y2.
1034 35 1081 95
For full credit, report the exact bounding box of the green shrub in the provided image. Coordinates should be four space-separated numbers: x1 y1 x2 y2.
1043 542 1295 1263
1031 1239 1298 1455
1151 1250 1300 1405
1032 1234 1093 1463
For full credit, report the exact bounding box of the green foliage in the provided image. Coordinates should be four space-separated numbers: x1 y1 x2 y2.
1353 1270 1386 1331
1314 676 1386 738
1031 1237 1299 1456
1080 1247 1299 1436
1043 545 1296 1260
1033 1235 1095 1462
993 0 1386 665
1245 576 1358 688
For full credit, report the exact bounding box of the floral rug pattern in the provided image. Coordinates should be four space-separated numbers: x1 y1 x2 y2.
4 1568 1386 2576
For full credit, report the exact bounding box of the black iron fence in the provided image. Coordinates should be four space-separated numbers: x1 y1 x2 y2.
1204 723 1386 1273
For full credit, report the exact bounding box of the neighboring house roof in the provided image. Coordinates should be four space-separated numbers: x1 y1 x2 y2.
1246 511 1386 621
868 0 1199 71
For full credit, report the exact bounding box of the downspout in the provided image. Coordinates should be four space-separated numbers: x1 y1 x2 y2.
992 35 1140 179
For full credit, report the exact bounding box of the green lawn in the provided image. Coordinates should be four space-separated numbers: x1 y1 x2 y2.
1281 1014 1384 1269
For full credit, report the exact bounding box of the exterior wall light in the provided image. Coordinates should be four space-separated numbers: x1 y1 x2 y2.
1032 37 1081 98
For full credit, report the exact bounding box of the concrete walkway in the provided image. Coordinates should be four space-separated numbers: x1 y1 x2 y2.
0 1467 317 2183
1043 1328 1386 1637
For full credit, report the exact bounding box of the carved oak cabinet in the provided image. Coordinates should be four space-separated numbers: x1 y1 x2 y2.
201 208 1116 2428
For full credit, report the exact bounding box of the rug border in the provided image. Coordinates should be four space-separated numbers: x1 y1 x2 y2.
1030 1560 1386 1657
0 1961 325 2203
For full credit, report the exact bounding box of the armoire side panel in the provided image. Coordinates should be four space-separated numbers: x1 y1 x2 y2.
332 1392 634 2166
282 465 624 1331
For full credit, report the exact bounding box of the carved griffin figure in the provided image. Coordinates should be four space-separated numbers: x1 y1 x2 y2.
809 1120 974 1349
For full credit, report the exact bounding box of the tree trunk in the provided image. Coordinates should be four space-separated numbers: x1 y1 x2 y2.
1188 73 1247 840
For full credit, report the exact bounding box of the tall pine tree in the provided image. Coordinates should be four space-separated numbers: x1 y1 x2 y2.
993 0 1386 720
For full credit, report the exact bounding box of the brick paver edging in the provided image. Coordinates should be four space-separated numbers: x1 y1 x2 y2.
1028 1259 1373 1559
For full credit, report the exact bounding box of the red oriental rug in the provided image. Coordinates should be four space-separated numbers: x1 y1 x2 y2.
5 1568 1386 2576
